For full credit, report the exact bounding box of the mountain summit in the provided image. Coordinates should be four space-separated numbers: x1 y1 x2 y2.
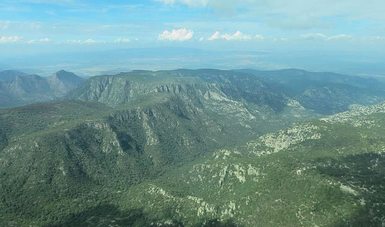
0 70 84 108
48 70 85 96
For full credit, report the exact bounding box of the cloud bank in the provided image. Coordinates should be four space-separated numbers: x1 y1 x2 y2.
0 36 22 44
158 28 194 41
208 31 264 41
158 0 385 25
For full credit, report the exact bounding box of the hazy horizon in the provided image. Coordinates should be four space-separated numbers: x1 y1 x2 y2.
1 0 385 76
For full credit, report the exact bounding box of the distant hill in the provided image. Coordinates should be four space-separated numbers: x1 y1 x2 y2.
71 69 385 115
47 70 86 96
0 70 29 82
0 70 85 108
237 68 385 114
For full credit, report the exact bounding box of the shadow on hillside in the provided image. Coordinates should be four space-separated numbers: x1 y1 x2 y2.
45 204 240 227
0 129 7 151
316 152 385 226
45 204 179 227
195 219 239 227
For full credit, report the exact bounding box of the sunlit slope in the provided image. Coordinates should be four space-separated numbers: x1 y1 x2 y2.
1 69 385 226
71 69 385 115
2 101 384 226
113 103 385 226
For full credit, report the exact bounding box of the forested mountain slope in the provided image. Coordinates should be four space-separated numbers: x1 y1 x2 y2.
1 69 385 226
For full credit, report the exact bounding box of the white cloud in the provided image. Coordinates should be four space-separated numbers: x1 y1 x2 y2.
223 31 252 41
65 38 103 44
255 34 265 41
0 36 22 44
301 33 328 40
327 34 353 41
208 31 262 41
158 0 385 29
157 0 176 5
79 39 99 44
27 37 51 44
114 37 131 43
158 28 193 41
157 0 207 7
301 33 353 41
22 0 74 4
0 21 42 32
159 0 385 17
0 21 10 30
208 31 221 41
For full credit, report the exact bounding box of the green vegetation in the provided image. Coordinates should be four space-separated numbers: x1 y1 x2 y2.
1 69 385 226
110 104 385 226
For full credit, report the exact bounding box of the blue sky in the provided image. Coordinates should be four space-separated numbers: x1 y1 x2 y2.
1 0 385 75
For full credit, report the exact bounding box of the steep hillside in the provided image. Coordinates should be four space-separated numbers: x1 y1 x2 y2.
47 70 85 96
2 69 385 226
0 70 84 108
0 95 227 226
101 102 385 227
72 69 385 116
70 69 320 140
71 70 286 111
3 99 385 226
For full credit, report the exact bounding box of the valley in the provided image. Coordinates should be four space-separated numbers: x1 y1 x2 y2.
1 69 385 226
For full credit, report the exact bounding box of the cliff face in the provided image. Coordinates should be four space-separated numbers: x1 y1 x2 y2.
71 70 287 111
115 102 385 227
70 70 315 138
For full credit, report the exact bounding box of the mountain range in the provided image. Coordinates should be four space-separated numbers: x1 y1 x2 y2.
0 70 85 108
1 69 385 226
